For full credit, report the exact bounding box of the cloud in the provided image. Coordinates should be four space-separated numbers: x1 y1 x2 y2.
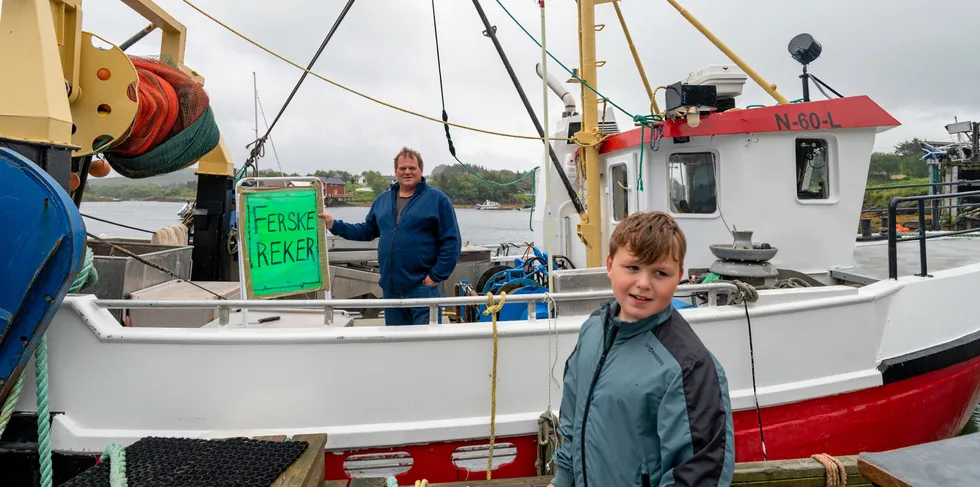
77 0 978 176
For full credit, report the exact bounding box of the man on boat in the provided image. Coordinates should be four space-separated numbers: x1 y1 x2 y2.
319 147 461 325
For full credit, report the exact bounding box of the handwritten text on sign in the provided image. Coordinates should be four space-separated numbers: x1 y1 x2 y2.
239 186 328 299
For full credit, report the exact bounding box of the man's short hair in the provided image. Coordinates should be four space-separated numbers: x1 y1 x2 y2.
394 147 424 172
609 211 687 265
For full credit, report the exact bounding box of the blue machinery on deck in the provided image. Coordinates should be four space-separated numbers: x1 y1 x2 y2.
0 148 87 410
456 247 694 323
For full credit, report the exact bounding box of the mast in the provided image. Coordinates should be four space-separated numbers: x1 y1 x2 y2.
576 0 603 268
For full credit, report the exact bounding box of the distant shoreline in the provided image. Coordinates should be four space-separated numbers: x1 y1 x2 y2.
82 196 529 210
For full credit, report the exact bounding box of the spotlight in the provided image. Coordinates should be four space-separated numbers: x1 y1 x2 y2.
788 33 822 66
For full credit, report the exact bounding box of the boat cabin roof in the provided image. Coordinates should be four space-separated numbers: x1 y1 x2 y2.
600 96 900 154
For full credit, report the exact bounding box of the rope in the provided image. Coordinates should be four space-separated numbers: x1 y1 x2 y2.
86 232 227 300
536 409 559 476
384 478 428 487
245 0 355 175
493 0 636 120
428 0 541 200
80 213 155 235
483 291 508 479
35 334 52 487
811 453 847 487
71 246 100 293
101 443 129 487
181 0 569 143
0 247 100 485
0 371 24 438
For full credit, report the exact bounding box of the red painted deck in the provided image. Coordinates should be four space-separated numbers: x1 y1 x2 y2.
324 355 980 483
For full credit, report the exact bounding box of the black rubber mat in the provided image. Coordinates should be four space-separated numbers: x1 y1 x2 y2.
60 436 309 487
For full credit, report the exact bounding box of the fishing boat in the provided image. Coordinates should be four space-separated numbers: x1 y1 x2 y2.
3 0 980 485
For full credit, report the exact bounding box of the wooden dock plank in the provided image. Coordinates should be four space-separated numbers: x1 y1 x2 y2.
271 434 329 487
733 455 868 485
321 481 349 487
255 435 289 442
423 455 866 486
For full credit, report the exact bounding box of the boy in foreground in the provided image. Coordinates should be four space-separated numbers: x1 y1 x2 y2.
550 211 734 487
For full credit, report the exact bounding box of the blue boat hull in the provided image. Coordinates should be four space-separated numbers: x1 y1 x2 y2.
0 147 87 405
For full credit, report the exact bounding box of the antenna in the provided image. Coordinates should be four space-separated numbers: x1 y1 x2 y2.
253 71 259 175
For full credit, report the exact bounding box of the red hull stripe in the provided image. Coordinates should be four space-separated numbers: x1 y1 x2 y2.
324 355 980 483
599 96 901 154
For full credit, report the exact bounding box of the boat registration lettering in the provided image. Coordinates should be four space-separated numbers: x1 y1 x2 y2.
774 111 843 131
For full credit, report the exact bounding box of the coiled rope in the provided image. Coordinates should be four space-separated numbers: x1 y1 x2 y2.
811 453 847 487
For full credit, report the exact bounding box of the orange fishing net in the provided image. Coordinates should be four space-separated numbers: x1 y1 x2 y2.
104 55 219 179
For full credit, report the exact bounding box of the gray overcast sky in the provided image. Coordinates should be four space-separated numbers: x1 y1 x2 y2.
75 0 980 176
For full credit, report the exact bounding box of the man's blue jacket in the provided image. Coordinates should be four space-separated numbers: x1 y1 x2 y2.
330 178 461 293
551 300 735 487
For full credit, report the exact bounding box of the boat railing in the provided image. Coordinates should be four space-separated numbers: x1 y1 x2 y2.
864 179 980 233
94 283 739 326
887 190 980 279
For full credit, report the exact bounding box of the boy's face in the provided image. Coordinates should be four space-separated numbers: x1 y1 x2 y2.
606 247 683 323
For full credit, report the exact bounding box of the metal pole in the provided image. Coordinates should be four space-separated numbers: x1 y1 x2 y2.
918 199 928 277
612 1 657 114
887 197 898 279
578 0 605 267
540 1 555 293
664 0 789 105
800 65 810 103
972 122 980 163
119 24 156 52
72 155 93 208
253 72 258 142
470 0 585 215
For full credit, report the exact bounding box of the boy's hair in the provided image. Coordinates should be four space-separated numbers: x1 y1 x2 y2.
393 147 424 172
609 211 687 265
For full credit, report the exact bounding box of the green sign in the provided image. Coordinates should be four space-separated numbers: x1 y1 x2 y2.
237 184 329 299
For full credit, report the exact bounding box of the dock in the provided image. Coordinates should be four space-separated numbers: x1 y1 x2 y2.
324 455 869 486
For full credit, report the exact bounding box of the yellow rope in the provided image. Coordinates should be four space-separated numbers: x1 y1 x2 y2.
482 291 507 479
182 0 572 143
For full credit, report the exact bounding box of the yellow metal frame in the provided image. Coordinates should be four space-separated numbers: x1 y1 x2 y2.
0 0 232 175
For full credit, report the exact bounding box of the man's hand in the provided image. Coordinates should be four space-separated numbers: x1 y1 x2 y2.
318 212 334 230
423 275 438 287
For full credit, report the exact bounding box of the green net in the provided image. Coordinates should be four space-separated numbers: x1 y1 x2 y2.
104 55 220 179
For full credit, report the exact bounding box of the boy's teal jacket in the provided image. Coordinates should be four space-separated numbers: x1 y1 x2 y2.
551 301 734 487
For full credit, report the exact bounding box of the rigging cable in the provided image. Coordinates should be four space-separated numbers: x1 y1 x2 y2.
182 0 571 143
493 0 636 120
80 213 156 234
86 232 228 300
429 0 539 189
245 0 357 172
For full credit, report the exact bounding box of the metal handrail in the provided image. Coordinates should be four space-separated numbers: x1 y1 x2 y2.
887 190 980 279
94 283 740 326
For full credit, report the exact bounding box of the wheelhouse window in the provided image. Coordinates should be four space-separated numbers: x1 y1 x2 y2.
668 152 717 214
610 164 629 221
796 138 830 200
